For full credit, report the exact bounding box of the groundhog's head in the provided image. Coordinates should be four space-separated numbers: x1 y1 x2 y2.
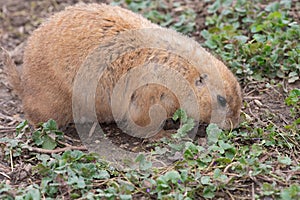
122 49 243 132
192 61 243 130
121 29 243 132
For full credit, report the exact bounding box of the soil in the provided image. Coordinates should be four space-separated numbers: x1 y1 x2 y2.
0 0 299 198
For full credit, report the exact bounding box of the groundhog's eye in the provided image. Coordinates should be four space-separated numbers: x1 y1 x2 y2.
217 95 227 107
195 73 208 87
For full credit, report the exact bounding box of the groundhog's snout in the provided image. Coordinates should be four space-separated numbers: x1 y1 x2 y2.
215 89 242 130
194 69 242 130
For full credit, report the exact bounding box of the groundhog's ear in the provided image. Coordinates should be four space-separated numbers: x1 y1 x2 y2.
195 73 208 89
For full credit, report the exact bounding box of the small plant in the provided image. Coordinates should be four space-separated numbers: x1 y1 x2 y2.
285 88 300 117
32 119 64 150
149 109 196 162
172 108 195 139
285 88 300 132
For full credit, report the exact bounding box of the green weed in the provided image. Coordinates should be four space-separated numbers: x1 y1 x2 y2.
285 88 300 133
32 119 64 150
201 0 300 82
111 0 196 34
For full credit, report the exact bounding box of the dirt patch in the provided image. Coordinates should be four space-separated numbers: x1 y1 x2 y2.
242 80 299 129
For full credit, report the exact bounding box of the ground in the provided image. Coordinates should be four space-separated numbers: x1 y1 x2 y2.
0 0 299 199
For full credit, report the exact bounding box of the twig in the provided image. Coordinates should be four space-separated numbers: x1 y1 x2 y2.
93 177 118 187
63 135 82 143
57 140 72 147
0 126 16 130
243 96 263 100
224 162 238 173
244 89 256 96
258 174 287 186
0 129 16 133
10 149 13 172
225 190 235 200
25 145 88 154
0 171 10 179
252 183 255 200
204 159 216 173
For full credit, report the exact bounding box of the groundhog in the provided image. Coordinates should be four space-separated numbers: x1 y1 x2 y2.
3 3 242 138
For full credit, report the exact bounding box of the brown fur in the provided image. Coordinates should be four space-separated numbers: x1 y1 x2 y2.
4 3 242 131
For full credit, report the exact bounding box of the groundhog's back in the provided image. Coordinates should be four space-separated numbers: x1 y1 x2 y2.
21 3 159 125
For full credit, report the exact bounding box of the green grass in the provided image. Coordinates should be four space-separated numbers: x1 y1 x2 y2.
201 0 299 82
111 0 196 34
